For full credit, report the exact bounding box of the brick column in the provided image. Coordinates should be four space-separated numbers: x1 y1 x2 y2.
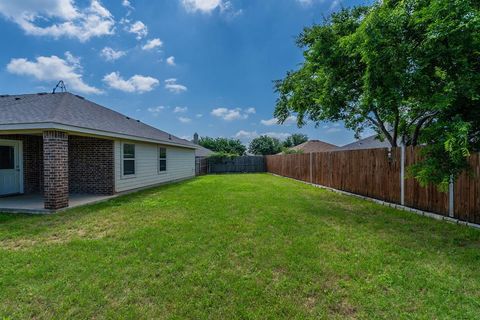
43 131 69 210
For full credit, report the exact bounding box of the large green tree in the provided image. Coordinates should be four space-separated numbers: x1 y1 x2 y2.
283 133 309 148
198 137 246 156
248 136 283 155
274 0 479 189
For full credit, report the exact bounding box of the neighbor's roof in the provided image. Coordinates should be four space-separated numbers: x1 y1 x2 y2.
195 144 214 157
0 92 195 148
284 140 339 153
338 134 390 151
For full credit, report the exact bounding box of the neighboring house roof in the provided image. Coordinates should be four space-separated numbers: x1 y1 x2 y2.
195 144 214 158
283 140 339 154
338 134 390 151
0 92 195 148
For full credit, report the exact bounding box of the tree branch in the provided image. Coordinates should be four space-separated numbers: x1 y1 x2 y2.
372 109 395 147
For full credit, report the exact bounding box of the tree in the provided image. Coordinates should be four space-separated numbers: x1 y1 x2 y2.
274 0 480 190
283 133 308 148
198 137 246 156
248 136 283 155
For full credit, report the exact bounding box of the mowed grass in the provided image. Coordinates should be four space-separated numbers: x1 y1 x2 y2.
0 174 479 319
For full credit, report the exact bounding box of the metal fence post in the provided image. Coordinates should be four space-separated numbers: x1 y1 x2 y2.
400 145 405 206
449 175 454 217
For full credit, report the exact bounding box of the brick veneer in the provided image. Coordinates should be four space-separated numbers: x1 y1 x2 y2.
68 136 114 195
0 134 43 193
43 131 69 210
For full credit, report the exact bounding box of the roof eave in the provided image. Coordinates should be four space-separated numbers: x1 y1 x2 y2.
0 122 196 149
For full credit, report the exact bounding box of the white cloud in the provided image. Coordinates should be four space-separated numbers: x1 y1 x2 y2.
6 53 101 94
0 0 115 42
235 130 258 140
142 38 163 50
234 130 290 142
211 107 255 121
296 0 341 10
261 115 297 126
264 132 291 140
147 106 166 116
166 56 176 66
164 78 187 93
180 0 241 17
173 106 188 113
122 0 133 9
196 113 203 118
100 47 126 61
178 116 192 123
181 0 223 13
127 20 148 39
103 72 159 93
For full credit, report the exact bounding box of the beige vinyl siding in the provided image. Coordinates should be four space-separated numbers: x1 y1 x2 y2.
114 140 195 193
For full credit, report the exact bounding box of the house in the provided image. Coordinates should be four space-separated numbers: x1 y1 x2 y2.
338 134 391 150
0 92 196 211
281 140 338 154
191 133 214 158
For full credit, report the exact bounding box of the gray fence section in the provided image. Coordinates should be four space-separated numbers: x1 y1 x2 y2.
196 156 265 175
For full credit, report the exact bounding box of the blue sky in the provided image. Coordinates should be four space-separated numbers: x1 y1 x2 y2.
0 0 368 146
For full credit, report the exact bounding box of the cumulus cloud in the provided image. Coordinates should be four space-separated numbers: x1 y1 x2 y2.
166 56 176 66
100 47 126 61
6 53 101 94
296 0 342 10
235 130 291 142
103 72 159 93
164 78 187 93
127 20 148 39
0 0 115 41
178 116 192 123
147 106 166 116
180 0 241 17
173 106 188 113
142 38 163 50
261 115 297 126
122 0 133 9
211 107 255 121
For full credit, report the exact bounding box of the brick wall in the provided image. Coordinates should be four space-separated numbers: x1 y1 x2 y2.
68 136 114 195
43 131 69 210
0 134 43 193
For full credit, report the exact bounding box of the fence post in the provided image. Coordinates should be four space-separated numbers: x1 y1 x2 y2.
449 175 454 217
310 153 313 183
400 145 405 206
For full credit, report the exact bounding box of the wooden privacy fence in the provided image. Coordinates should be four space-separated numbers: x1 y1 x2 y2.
266 147 480 225
196 156 265 175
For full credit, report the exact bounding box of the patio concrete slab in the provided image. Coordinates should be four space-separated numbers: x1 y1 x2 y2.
0 193 116 214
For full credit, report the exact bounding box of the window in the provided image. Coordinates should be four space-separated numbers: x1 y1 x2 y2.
122 143 135 176
0 146 14 170
159 147 167 173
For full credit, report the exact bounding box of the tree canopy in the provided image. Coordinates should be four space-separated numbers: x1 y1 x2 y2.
283 133 309 148
274 0 479 190
248 136 283 155
198 137 246 156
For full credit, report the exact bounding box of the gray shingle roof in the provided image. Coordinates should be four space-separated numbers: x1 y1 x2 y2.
0 92 195 148
289 140 338 153
338 134 390 150
194 144 214 158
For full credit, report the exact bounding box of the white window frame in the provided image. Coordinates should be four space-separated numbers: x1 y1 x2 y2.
158 146 167 174
121 142 136 178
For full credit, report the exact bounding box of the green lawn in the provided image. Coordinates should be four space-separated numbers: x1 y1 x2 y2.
0 174 479 319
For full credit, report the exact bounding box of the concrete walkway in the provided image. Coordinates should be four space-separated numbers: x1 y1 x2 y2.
0 193 116 213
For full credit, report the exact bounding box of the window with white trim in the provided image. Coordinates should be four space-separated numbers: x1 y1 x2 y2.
122 143 135 176
159 147 167 173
